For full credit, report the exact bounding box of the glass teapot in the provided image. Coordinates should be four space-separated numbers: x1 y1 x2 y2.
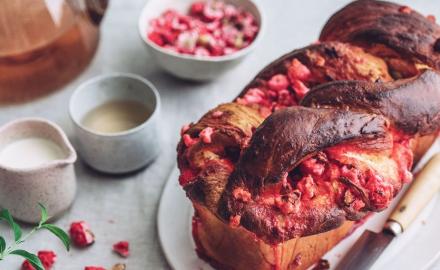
0 0 108 104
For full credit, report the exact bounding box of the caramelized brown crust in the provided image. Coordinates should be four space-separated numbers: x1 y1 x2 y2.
239 41 392 97
301 70 440 136
228 107 388 190
320 0 440 71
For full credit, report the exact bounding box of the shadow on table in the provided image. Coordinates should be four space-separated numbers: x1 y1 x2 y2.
144 69 218 90
75 159 154 181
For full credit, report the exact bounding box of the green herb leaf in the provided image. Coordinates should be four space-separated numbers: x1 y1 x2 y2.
38 203 48 226
0 236 5 253
10 250 44 270
40 224 70 251
0 209 22 241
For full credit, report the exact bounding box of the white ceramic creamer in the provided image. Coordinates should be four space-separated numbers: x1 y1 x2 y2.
0 118 77 223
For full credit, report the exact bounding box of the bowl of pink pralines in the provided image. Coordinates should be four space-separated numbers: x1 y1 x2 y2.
138 0 264 80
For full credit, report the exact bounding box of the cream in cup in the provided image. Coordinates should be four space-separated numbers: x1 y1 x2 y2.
69 73 161 174
0 118 77 223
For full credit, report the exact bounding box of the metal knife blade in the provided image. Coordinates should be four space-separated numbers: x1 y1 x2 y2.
336 229 394 270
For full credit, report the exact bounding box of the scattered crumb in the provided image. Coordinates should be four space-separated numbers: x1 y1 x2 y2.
113 241 130 258
70 221 95 247
112 264 126 270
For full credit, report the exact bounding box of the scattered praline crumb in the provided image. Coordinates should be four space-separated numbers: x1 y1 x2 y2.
113 241 130 258
112 264 126 270
69 221 95 247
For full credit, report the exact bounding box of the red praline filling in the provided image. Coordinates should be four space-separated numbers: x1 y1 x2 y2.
179 167 199 186
200 127 214 143
236 58 313 118
233 137 413 221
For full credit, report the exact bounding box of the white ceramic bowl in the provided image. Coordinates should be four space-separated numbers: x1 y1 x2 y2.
69 73 161 174
138 0 265 81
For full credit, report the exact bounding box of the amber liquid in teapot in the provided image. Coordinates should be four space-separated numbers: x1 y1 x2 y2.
0 0 107 104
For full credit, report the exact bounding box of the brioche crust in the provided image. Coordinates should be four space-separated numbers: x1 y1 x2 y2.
193 203 354 270
302 70 440 136
320 0 440 72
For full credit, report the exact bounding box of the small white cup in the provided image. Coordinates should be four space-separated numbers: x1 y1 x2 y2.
69 73 161 174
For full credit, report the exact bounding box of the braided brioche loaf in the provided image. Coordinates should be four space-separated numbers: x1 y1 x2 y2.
177 1 440 269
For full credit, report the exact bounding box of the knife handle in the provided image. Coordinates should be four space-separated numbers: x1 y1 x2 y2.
386 153 440 235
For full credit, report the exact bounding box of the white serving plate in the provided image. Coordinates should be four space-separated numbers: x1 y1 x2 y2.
158 140 440 270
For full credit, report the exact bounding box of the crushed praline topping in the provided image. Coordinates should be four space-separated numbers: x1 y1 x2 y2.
183 134 200 147
236 58 313 118
232 187 252 202
200 127 214 143
148 1 259 57
229 215 241 227
212 110 224 118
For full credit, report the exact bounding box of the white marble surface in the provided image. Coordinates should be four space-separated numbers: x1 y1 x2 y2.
1 0 440 269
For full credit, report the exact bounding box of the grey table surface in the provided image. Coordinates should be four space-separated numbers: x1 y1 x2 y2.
1 0 440 269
